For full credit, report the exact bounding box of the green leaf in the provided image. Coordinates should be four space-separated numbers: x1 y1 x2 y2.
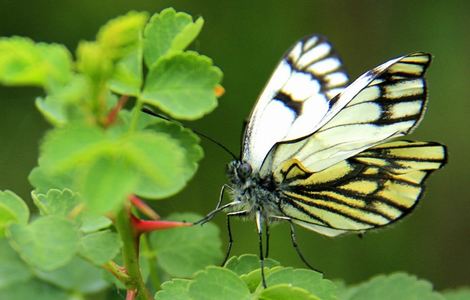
76 41 112 81
0 278 70 300
35 75 90 126
39 124 106 174
240 267 283 293
147 119 203 179
142 52 222 120
0 240 32 288
94 11 148 96
225 254 280 276
102 12 148 96
265 268 337 300
31 189 80 216
79 213 113 233
0 37 42 85
258 284 320 300
150 213 223 277
79 230 122 265
120 109 204 177
29 165 75 194
144 8 204 67
38 125 137 212
341 273 444 300
97 11 148 60
35 257 109 294
7 215 80 271
171 18 204 56
38 125 138 212
37 43 74 90
39 124 191 203
109 45 143 96
80 156 138 213
224 255 282 292
189 266 251 300
0 190 29 236
35 96 68 126
442 288 470 300
126 131 187 199
38 124 140 213
0 37 72 91
155 279 191 300
30 188 112 233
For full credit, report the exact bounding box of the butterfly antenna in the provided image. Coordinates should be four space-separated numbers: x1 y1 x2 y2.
141 107 238 160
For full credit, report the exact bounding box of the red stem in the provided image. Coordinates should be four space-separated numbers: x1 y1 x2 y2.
104 95 129 127
126 289 137 300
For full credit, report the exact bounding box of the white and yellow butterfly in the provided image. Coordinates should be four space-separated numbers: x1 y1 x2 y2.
198 34 446 286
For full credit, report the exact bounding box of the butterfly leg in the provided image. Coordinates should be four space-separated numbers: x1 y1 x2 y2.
289 221 321 273
256 211 267 288
194 185 236 225
221 210 248 266
215 184 233 210
264 219 270 258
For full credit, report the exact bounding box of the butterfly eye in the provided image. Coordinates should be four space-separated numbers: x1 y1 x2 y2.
238 163 252 178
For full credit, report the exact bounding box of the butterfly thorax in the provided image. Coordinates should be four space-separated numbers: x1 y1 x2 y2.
226 160 282 218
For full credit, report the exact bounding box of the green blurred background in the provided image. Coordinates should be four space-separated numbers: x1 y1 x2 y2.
0 0 468 290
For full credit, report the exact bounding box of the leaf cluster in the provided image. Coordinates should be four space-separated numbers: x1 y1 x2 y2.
0 7 224 299
157 254 467 300
0 187 224 298
11 8 221 214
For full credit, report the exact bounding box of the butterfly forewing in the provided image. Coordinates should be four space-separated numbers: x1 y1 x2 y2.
242 35 349 172
263 53 432 176
277 141 446 236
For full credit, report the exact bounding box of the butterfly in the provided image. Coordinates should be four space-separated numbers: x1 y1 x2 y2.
196 34 447 287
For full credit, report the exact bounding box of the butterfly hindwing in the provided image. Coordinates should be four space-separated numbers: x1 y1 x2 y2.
242 35 349 171
263 53 432 176
276 141 446 236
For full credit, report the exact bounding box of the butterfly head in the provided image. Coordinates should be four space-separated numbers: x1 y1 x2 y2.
227 160 253 184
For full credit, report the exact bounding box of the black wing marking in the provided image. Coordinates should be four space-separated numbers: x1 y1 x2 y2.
277 141 446 236
265 53 432 176
242 35 349 171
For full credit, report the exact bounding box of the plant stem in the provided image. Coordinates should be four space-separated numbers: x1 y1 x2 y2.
141 236 161 291
102 261 131 284
115 208 152 300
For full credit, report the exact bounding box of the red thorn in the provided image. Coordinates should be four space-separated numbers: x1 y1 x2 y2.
131 215 192 234
129 195 160 220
